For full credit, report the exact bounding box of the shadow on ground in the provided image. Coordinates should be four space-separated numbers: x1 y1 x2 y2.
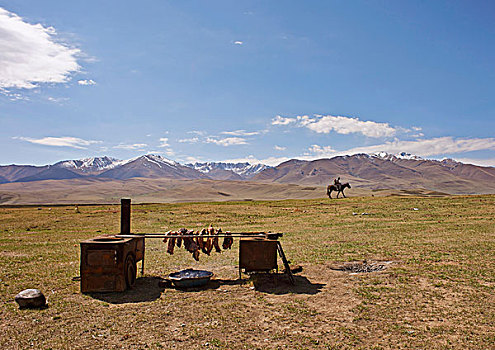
87 277 165 304
167 274 324 295
170 278 244 292
251 273 325 295
86 273 324 302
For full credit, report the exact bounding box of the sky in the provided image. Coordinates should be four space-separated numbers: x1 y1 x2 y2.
1 0 494 166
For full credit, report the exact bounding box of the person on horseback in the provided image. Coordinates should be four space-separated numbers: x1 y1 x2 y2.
327 177 350 199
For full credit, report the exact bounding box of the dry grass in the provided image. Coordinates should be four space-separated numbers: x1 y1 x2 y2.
0 195 494 349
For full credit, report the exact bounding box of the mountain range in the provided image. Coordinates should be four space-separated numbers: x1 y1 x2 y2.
252 153 495 194
0 155 268 183
1 153 494 204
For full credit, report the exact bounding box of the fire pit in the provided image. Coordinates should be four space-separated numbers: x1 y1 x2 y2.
168 269 213 288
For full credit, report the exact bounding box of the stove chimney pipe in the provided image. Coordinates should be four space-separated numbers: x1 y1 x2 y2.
121 198 131 234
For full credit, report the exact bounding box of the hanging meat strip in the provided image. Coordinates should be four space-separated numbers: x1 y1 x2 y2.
192 249 200 261
198 229 206 252
181 229 200 260
162 230 172 243
205 226 214 255
176 232 182 248
167 231 177 254
182 230 199 252
194 230 201 247
222 231 234 250
212 228 222 253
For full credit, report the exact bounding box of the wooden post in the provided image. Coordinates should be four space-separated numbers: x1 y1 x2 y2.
121 198 131 234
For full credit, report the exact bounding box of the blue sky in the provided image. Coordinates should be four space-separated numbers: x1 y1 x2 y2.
1 1 494 166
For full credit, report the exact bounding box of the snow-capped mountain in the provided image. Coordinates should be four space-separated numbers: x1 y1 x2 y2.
54 156 122 174
2 153 494 196
98 154 206 180
186 162 271 180
373 152 423 161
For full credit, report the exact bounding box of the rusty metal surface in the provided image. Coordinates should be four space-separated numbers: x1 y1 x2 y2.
80 235 144 293
239 237 278 272
120 198 131 234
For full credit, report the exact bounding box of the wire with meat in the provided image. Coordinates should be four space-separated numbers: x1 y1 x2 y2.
163 226 240 260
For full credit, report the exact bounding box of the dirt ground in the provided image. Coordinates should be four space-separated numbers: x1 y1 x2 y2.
1 262 364 349
0 195 494 349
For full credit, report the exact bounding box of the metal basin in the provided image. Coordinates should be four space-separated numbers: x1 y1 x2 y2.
168 269 213 288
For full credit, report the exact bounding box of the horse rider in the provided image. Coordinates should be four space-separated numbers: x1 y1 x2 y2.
333 177 341 190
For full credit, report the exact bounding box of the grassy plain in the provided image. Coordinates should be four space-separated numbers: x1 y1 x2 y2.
0 195 494 349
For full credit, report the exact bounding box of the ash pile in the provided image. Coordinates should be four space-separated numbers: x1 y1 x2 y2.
331 260 393 273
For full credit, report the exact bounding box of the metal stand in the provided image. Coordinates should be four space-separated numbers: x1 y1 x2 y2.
277 241 295 285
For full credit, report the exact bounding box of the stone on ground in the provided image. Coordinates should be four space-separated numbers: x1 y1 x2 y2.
15 289 46 309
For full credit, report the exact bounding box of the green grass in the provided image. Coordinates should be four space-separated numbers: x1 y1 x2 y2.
0 195 494 349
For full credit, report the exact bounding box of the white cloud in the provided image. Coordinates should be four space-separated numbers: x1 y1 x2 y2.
113 143 148 150
47 96 69 104
158 137 169 147
77 79 96 86
0 8 81 89
163 149 175 156
152 148 175 157
342 137 495 157
187 130 206 136
178 137 200 143
156 138 174 155
274 145 286 151
220 130 260 136
206 137 248 147
181 156 204 163
234 41 243 45
452 158 495 167
306 144 336 157
304 137 495 159
303 115 396 138
271 115 296 125
1 90 29 101
272 114 396 138
14 136 100 149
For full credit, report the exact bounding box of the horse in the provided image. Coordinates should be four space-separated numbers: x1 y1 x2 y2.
327 182 351 199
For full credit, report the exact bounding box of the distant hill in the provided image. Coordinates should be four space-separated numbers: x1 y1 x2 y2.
0 178 327 205
252 153 495 194
1 152 494 201
14 166 82 183
0 174 9 184
0 164 48 182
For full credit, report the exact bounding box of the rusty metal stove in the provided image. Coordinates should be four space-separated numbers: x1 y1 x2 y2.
80 198 145 293
80 235 144 293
